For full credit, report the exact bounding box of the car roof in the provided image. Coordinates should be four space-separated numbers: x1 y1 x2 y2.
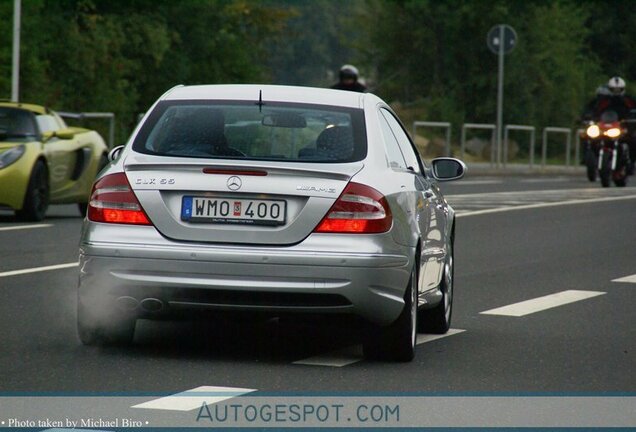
162 84 366 109
0 101 50 115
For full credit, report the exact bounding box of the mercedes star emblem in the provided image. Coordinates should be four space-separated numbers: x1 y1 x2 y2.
227 176 242 191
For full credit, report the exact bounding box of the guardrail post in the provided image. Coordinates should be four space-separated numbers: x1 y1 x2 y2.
541 127 572 168
503 125 535 168
461 123 497 166
574 129 584 167
412 121 452 157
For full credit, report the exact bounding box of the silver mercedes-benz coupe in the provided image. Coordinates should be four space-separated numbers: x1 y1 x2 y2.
78 84 465 361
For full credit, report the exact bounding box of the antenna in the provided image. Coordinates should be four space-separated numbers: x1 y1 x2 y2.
256 90 265 112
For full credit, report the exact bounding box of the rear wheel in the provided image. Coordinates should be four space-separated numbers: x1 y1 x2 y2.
418 236 454 334
363 264 417 362
77 300 136 346
16 160 49 221
614 145 629 187
614 177 627 187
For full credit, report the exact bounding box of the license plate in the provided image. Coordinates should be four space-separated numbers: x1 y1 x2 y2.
181 196 286 225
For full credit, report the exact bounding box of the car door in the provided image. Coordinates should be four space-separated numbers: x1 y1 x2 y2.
38 113 86 195
379 108 447 293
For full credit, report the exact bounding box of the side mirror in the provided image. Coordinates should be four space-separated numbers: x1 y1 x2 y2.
42 131 55 142
55 128 76 140
431 157 466 181
108 145 125 162
42 129 75 142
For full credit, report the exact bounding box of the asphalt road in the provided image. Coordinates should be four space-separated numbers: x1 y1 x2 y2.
1 175 635 399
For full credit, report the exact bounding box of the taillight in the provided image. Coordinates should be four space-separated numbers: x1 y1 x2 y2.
87 173 151 225
314 182 392 233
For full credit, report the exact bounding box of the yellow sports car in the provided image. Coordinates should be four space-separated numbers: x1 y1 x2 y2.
0 102 109 221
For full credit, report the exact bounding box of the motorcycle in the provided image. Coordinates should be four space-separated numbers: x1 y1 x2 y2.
584 110 629 187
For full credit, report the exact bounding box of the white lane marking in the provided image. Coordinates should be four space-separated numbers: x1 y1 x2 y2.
131 386 256 412
454 180 503 186
416 328 465 344
480 290 606 317
456 194 636 218
0 262 79 278
294 328 465 367
612 274 636 284
519 178 571 183
0 223 52 232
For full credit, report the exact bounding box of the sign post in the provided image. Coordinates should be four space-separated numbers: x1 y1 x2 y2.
11 0 21 102
487 24 517 167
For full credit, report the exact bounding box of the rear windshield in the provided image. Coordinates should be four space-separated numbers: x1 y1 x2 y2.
133 100 367 163
0 107 39 141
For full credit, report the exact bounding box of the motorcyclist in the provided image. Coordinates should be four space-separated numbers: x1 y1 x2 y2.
583 77 636 120
331 64 367 93
582 77 636 174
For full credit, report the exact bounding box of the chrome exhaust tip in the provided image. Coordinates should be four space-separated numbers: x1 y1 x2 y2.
140 298 164 313
116 296 139 312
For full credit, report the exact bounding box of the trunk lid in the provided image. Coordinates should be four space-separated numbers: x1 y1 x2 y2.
124 154 362 245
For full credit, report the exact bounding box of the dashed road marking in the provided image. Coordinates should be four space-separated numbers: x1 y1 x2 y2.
131 386 256 411
454 180 503 186
456 194 636 217
612 274 636 284
0 223 52 232
416 328 466 344
519 177 571 183
0 262 78 278
480 290 606 317
293 329 465 367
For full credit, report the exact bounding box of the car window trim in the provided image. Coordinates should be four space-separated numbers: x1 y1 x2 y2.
379 108 427 175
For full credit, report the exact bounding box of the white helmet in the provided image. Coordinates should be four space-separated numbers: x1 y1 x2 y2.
608 76 626 95
339 64 359 81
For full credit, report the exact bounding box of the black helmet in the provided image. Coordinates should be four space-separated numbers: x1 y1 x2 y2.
339 64 359 81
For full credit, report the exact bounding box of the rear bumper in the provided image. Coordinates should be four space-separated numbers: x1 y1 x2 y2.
79 226 413 326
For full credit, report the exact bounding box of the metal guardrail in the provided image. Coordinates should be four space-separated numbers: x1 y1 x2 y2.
504 125 535 168
412 121 452 156
461 123 496 165
414 120 577 169
58 111 115 149
574 128 585 167
542 127 571 168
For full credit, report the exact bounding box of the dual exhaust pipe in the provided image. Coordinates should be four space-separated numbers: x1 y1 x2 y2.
116 296 164 313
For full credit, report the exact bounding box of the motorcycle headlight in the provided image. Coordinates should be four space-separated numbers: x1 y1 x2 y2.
0 145 26 169
586 124 600 138
605 128 622 138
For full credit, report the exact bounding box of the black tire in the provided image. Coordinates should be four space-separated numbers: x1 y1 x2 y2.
418 236 454 334
77 202 88 217
78 154 108 217
77 300 136 346
15 160 49 221
615 178 627 187
363 264 417 362
599 154 611 188
585 150 597 182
